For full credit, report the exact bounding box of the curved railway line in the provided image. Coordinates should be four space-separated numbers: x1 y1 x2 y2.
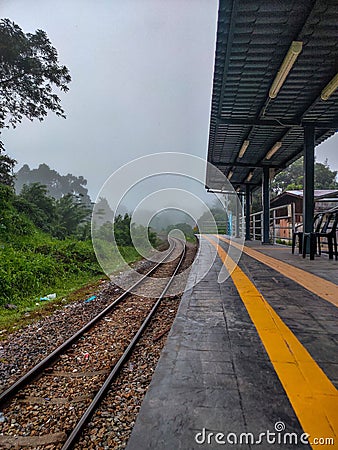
0 238 191 449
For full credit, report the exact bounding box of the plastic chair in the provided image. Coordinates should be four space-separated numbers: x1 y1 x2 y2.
316 211 338 260
292 212 324 254
302 212 338 260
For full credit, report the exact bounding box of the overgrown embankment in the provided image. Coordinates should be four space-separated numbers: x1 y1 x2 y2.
0 185 142 329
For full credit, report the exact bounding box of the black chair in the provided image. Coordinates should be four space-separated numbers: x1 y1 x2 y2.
316 211 338 260
292 212 324 254
302 212 338 260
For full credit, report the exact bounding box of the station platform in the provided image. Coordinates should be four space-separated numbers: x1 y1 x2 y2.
126 235 338 449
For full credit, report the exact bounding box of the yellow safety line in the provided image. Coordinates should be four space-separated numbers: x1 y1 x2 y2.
218 235 338 308
203 235 337 449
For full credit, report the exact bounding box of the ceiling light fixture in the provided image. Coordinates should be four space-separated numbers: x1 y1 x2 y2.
265 141 282 160
321 73 338 101
238 140 250 158
246 170 254 182
269 41 303 99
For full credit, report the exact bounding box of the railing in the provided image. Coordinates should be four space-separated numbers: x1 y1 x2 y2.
250 203 302 244
198 220 228 235
199 218 245 237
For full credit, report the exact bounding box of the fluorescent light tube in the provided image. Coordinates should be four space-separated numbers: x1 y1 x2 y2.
321 73 338 101
246 171 254 182
269 41 303 99
238 140 250 158
265 141 282 160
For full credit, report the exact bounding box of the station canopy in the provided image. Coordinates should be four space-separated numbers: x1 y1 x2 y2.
206 0 338 191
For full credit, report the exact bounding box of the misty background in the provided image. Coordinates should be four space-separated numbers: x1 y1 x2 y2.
1 0 337 203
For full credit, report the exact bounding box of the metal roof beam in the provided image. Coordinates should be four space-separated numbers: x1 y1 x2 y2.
218 117 338 129
212 161 280 169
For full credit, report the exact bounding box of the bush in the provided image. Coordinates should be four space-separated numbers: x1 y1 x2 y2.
0 235 102 306
0 188 153 309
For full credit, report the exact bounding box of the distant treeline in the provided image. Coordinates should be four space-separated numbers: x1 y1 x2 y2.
15 163 92 206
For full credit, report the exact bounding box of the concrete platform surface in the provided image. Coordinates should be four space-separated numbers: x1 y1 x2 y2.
126 236 338 450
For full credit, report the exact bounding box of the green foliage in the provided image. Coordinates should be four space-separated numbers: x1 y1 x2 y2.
53 194 91 239
93 238 143 275
0 147 16 187
0 186 99 307
314 159 338 190
166 223 195 241
92 213 159 274
0 238 102 306
271 157 338 195
0 18 71 130
0 188 156 309
113 214 132 246
251 157 338 213
94 221 114 242
0 184 35 238
197 207 228 234
14 183 55 232
0 183 100 307
147 227 158 247
276 239 292 246
112 214 158 248
0 18 71 186
13 182 91 239
0 182 13 205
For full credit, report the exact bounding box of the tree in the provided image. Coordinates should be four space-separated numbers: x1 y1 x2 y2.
271 157 338 195
15 163 92 205
0 146 16 186
0 18 71 185
110 213 157 249
14 183 91 238
15 182 55 232
113 213 132 247
314 159 338 190
0 19 71 129
166 223 195 240
251 157 338 213
53 194 91 239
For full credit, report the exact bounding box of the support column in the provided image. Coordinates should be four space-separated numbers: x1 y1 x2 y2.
262 166 270 244
245 184 251 240
235 195 240 238
303 126 315 252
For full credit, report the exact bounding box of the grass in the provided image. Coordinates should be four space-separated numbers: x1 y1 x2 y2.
0 273 106 338
0 186 153 338
0 244 145 339
0 238 144 337
276 238 292 246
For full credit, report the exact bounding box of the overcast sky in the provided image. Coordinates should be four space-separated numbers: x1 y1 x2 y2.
1 0 337 200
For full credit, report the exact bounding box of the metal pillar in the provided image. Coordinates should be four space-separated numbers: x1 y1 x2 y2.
262 166 270 244
303 126 315 252
235 196 240 238
245 184 251 240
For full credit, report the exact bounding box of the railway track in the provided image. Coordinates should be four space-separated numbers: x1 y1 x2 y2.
0 238 187 449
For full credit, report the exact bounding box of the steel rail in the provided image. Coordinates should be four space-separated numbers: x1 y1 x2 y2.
0 239 179 407
61 239 186 450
